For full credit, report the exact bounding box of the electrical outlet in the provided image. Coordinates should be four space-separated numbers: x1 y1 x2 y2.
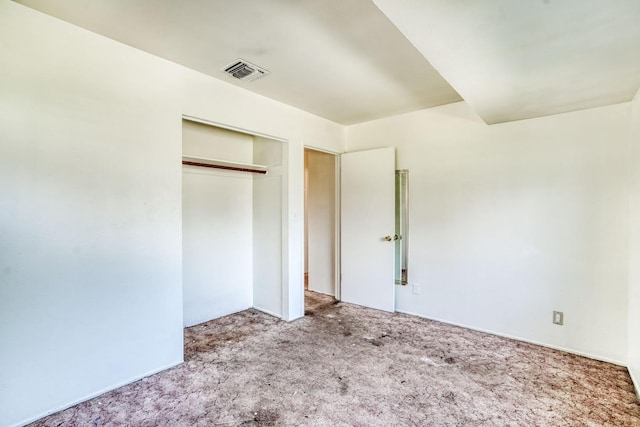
553 311 564 325
412 283 421 295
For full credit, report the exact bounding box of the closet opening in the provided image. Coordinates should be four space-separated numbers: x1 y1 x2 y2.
181 117 285 330
304 148 339 314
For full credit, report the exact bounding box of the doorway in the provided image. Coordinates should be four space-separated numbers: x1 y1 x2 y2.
304 148 338 313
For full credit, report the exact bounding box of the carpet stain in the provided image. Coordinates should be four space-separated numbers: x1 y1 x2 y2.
442 391 456 402
339 380 349 396
241 409 280 426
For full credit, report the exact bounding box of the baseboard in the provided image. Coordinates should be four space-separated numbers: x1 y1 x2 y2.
629 367 640 400
252 305 282 319
395 309 627 367
185 306 253 328
305 288 335 297
13 360 183 427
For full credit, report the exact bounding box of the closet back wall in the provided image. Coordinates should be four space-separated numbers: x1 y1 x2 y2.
182 121 254 326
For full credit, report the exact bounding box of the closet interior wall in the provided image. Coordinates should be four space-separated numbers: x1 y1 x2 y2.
253 136 283 317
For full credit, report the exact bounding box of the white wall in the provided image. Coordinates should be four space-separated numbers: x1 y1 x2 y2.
0 3 344 426
253 137 284 316
0 3 184 426
347 101 630 364
182 122 254 326
629 89 640 394
306 149 336 296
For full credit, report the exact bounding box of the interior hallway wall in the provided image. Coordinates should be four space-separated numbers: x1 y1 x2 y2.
182 122 254 327
629 88 640 394
0 3 344 426
305 150 336 296
347 101 630 364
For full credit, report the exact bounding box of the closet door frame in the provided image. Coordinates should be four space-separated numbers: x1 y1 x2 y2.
182 115 291 319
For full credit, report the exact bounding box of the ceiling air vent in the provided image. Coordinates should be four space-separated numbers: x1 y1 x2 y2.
221 59 269 82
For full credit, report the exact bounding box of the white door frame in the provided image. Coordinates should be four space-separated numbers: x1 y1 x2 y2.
303 146 341 301
182 114 290 319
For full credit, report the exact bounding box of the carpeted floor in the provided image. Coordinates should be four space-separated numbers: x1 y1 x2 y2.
30 294 640 426
304 289 337 314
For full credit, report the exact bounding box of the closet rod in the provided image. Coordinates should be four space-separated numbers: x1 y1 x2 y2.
182 160 267 174
182 155 268 174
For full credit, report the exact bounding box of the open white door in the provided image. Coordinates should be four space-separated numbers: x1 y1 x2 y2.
341 147 395 312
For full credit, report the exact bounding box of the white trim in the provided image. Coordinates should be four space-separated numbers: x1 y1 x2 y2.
630 368 640 400
396 309 627 367
182 114 287 143
304 144 343 155
334 154 342 301
280 138 290 321
302 147 341 303
253 305 283 319
13 361 183 427
184 307 253 328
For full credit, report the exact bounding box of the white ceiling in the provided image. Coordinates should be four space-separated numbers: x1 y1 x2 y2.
374 0 640 124
14 0 640 125
14 0 461 125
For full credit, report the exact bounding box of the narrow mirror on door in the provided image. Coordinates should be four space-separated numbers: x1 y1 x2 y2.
395 170 408 285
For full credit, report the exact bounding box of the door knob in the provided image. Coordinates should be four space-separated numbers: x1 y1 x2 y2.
384 235 393 241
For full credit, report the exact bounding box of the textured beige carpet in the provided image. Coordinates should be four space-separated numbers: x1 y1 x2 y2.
30 294 640 426
304 289 337 314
